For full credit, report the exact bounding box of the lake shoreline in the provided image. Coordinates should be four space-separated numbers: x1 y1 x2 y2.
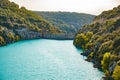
0 33 75 47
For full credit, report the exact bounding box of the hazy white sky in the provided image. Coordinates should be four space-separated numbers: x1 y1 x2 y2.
10 0 120 15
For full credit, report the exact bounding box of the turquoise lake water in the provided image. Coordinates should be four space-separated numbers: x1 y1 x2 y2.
0 39 103 80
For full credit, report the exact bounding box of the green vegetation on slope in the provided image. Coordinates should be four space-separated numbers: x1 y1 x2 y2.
33 11 95 34
74 5 120 80
95 5 120 21
0 0 61 46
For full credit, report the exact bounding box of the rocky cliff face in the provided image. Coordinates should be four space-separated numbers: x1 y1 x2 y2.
14 28 42 40
74 5 120 80
43 33 74 40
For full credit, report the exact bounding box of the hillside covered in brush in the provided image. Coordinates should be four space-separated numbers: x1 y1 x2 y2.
0 0 61 46
33 11 95 34
74 5 120 80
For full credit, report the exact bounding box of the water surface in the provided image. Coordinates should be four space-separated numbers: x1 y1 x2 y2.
0 39 103 80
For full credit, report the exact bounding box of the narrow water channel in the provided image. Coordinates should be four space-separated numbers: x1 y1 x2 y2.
0 39 103 80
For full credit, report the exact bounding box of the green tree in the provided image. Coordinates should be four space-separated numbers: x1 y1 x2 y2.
0 36 6 45
86 31 93 40
112 61 120 80
101 52 111 73
74 33 88 49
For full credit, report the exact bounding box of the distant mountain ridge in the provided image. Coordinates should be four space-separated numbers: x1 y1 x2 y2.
33 11 95 34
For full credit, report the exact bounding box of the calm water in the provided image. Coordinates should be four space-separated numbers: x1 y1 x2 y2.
0 39 103 80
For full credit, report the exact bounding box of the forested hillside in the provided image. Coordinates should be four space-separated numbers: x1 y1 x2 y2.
0 0 61 46
74 5 120 80
34 11 95 34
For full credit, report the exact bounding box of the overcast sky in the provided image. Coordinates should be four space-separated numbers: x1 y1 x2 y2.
10 0 120 15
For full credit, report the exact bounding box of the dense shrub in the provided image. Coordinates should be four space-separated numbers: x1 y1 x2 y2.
0 36 6 45
101 52 111 74
88 52 94 60
112 61 120 80
113 37 120 48
74 33 88 48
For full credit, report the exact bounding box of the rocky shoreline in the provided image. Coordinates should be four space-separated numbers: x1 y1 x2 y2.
0 29 75 46
80 50 116 80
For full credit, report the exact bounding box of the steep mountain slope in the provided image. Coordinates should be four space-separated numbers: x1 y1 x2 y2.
74 5 120 80
33 11 95 34
0 0 61 46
